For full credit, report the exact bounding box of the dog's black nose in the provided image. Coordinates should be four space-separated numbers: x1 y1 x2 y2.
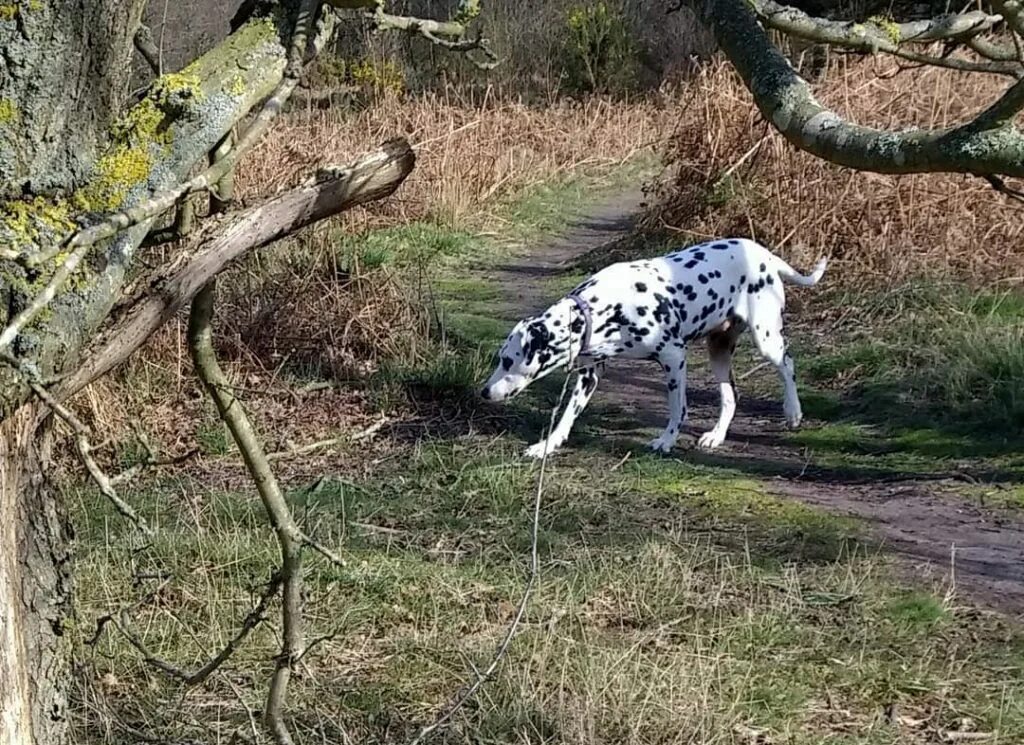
480 386 491 399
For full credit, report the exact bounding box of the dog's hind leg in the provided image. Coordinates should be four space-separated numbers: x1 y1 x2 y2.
525 364 603 459
648 348 688 454
747 305 802 429
698 325 744 449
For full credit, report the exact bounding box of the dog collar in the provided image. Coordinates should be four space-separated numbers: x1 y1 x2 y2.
568 293 593 357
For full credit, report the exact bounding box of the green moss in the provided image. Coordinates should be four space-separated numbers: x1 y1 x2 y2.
0 4 18 21
0 98 17 125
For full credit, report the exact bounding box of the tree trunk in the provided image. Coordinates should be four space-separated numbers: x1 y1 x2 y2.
0 3 298 742
0 0 147 199
0 407 73 745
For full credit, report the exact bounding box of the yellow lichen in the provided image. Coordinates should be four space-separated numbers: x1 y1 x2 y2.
0 98 17 125
349 58 404 94
0 4 18 21
0 197 75 248
868 15 901 45
454 0 479 25
72 145 152 213
27 0 42 10
228 74 246 96
152 71 205 109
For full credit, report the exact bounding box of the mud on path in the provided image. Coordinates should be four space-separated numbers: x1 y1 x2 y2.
481 188 1024 618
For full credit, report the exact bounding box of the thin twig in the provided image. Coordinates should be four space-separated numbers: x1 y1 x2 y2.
267 416 388 461
112 572 283 686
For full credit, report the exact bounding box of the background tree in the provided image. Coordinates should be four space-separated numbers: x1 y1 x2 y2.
0 1 489 743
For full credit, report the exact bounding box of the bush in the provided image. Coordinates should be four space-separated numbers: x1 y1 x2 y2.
563 2 639 94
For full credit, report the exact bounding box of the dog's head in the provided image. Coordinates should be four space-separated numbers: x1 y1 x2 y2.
481 300 580 401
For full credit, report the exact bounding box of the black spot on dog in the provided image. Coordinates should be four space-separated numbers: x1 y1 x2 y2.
712 242 728 250
767 275 774 285
698 273 708 284
635 282 647 292
759 263 766 272
684 260 699 269
637 307 647 316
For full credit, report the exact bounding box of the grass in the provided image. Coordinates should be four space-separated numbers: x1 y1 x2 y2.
72 434 1024 744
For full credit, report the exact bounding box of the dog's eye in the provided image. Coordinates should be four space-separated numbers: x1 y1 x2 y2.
502 356 514 370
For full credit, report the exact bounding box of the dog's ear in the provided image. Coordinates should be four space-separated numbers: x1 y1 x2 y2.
524 321 552 360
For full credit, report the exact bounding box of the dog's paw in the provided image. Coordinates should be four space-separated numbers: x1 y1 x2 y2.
647 435 676 454
697 430 726 450
524 441 556 459
784 405 803 429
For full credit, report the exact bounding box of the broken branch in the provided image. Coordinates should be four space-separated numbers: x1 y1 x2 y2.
54 139 415 404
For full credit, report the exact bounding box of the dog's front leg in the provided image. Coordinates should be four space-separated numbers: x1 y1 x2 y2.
525 365 602 459
648 350 687 454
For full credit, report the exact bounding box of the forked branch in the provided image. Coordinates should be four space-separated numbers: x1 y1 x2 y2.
693 0 1024 176
748 0 1019 76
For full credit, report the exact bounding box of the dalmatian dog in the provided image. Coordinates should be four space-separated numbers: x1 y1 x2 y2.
480 238 827 458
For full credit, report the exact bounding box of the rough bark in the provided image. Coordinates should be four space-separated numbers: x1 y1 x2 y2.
0 0 148 199
0 409 73 745
1 10 289 417
696 0 1024 177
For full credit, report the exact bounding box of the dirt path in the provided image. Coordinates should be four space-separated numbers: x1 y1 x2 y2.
487 188 1024 618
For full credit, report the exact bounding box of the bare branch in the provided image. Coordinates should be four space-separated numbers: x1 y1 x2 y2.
76 435 156 538
372 6 498 68
0 352 163 537
267 415 389 461
53 139 415 404
133 24 161 75
969 35 1020 62
694 0 1024 176
189 280 309 745
984 173 1024 202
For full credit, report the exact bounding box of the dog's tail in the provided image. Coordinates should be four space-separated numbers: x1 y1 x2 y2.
776 256 828 287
